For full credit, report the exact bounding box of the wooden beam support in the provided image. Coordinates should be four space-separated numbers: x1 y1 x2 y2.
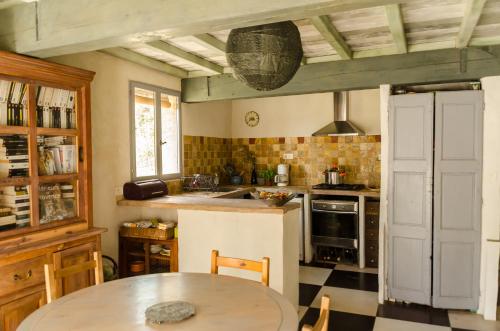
385 4 407 53
0 0 37 10
0 0 414 58
192 34 226 54
457 0 488 48
182 46 500 102
100 47 188 78
145 40 224 74
310 15 352 59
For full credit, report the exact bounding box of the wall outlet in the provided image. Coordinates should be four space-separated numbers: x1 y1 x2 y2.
283 153 294 160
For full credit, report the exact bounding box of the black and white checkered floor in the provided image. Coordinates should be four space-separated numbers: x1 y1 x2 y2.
298 264 500 331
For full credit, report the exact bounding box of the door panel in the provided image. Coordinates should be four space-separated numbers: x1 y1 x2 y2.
53 242 96 298
388 93 434 305
0 290 45 331
433 91 483 309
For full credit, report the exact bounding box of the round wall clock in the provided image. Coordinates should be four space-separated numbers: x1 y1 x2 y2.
244 111 260 127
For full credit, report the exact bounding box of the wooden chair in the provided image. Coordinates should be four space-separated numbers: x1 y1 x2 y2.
302 295 330 331
210 250 270 286
44 251 104 303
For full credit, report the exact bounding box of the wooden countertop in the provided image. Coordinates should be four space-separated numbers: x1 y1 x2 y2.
228 185 380 197
309 188 380 197
118 196 300 214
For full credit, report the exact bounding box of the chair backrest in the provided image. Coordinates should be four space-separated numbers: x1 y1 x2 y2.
302 295 330 331
210 249 270 286
44 251 103 303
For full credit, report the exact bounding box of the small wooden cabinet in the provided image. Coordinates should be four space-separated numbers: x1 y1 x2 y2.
0 230 104 331
365 200 380 268
0 290 45 331
119 234 178 278
0 52 104 329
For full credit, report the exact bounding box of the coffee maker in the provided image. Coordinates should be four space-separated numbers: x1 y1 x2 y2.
274 164 289 186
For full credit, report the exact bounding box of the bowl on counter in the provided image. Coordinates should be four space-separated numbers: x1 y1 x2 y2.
250 191 296 207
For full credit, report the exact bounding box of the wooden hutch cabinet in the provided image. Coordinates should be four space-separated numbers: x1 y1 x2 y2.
0 51 104 331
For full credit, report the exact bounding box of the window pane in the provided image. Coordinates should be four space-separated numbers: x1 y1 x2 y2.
134 87 156 177
160 93 180 175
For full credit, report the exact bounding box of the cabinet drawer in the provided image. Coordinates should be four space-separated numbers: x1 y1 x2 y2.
365 240 378 254
365 214 379 229
366 256 378 268
0 256 46 297
365 229 378 241
365 202 380 215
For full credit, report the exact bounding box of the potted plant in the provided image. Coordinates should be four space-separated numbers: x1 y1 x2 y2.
260 168 276 186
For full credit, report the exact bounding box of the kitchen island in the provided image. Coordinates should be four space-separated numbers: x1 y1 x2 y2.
118 195 300 308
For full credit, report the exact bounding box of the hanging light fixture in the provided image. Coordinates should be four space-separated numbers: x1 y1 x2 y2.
226 21 303 91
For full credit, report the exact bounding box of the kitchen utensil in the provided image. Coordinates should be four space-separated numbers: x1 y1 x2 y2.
250 191 296 207
326 170 342 185
130 261 145 273
274 164 289 186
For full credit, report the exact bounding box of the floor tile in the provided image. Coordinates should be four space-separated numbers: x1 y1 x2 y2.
298 306 308 320
324 269 379 292
299 283 322 307
334 263 378 275
377 301 450 326
448 309 500 331
299 266 332 286
311 286 379 316
373 317 452 331
300 307 375 331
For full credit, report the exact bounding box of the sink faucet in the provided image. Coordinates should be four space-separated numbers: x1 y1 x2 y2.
212 173 220 192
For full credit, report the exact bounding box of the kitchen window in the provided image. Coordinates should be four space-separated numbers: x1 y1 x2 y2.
130 81 181 180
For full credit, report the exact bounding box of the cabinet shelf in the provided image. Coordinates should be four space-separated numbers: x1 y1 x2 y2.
38 174 78 183
36 127 78 136
0 125 29 135
0 177 30 187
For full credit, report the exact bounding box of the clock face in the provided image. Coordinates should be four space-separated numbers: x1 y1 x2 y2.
245 111 260 127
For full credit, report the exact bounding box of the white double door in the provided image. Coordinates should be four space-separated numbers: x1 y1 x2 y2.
388 91 483 309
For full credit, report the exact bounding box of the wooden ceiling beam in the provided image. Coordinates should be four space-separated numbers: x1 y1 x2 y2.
182 46 500 102
192 34 226 54
0 0 36 10
145 40 224 74
457 0 488 48
100 47 188 78
385 4 407 53
0 0 414 58
310 15 352 60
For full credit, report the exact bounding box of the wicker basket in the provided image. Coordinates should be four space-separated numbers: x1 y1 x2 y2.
120 226 174 240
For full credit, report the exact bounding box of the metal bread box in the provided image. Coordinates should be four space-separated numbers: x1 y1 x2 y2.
123 179 168 200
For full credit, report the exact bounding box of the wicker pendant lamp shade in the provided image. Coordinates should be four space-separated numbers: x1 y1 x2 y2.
226 21 303 91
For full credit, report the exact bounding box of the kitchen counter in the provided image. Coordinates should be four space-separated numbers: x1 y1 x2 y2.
117 195 300 214
225 185 380 197
310 188 380 197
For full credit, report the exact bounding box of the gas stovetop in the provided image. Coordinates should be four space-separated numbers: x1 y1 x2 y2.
312 183 366 191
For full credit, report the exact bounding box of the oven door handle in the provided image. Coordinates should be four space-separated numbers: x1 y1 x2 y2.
311 209 357 215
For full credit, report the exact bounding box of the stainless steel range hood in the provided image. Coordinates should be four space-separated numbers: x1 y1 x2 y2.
312 91 365 136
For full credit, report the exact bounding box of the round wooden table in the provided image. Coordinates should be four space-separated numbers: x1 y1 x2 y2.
18 273 298 331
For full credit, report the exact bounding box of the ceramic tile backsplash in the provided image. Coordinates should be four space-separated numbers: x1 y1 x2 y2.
183 136 232 178
183 135 381 187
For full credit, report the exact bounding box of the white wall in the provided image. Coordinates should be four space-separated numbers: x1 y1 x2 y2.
231 89 380 138
182 100 232 138
478 76 500 319
48 51 184 259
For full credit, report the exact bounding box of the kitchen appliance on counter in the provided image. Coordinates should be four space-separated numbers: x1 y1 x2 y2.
123 179 168 200
274 164 289 187
311 198 359 264
312 183 365 191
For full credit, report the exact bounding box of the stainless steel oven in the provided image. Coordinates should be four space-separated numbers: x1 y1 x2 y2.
311 199 359 249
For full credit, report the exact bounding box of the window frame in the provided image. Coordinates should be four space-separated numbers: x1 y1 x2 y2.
129 81 182 181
